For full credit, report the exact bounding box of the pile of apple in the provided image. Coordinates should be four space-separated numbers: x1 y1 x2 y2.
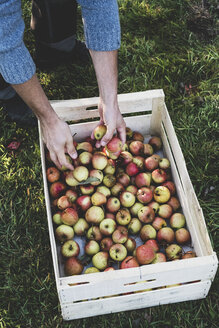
46 125 196 276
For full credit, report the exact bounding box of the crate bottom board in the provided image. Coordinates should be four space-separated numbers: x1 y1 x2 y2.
61 279 211 320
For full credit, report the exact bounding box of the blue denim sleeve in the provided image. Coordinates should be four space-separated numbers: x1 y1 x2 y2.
78 0 121 51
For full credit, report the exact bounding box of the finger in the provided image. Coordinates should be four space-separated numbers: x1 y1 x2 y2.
100 127 115 147
49 151 62 170
117 124 126 145
57 150 74 171
66 137 78 160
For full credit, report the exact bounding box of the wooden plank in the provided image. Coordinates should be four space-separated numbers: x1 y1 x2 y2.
61 280 211 320
149 91 165 135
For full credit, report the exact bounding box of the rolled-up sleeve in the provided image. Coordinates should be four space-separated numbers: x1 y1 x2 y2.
78 0 121 51
0 0 35 84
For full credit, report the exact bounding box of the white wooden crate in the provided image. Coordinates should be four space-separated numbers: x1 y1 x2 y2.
38 89 218 321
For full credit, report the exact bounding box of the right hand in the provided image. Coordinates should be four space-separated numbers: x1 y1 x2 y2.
40 117 77 170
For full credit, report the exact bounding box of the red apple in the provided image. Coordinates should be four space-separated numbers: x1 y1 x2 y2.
125 162 139 176
120 151 133 165
91 191 107 206
145 239 159 252
50 181 66 198
167 196 181 212
100 237 114 252
46 166 60 183
89 169 103 185
64 257 84 276
136 244 156 265
65 189 77 203
175 228 191 244
135 172 152 188
151 168 167 184
57 195 72 210
120 256 139 269
132 131 144 142
148 136 162 151
77 141 93 153
157 204 173 219
152 217 167 230
137 187 153 204
143 143 154 156
111 182 125 196
106 137 123 153
157 227 175 244
112 226 128 244
116 172 130 187
162 181 176 195
61 207 79 226
106 197 121 213
182 251 196 259
86 226 103 241
79 184 95 195
144 154 160 171
138 206 155 223
126 185 138 195
129 141 144 156
76 195 92 211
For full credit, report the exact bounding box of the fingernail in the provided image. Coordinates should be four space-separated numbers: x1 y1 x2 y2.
101 141 106 147
72 152 78 159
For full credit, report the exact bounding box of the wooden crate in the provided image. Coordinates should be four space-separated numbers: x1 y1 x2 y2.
39 89 218 320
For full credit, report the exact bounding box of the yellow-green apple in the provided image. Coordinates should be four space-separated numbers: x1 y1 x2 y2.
122 143 129 151
55 224 74 242
93 124 107 140
79 151 92 166
125 162 140 176
140 224 157 241
64 257 84 276
167 196 181 211
137 187 153 204
60 154 73 171
86 226 103 241
50 181 66 198
148 201 160 214
65 171 79 187
148 136 162 151
79 184 95 195
152 217 167 230
104 148 121 160
130 202 144 216
157 227 175 244
73 218 89 236
91 191 107 206
165 244 182 260
84 267 100 274
120 256 139 269
85 240 100 256
89 169 103 185
76 195 91 211
143 143 154 157
151 168 167 184
132 131 144 142
99 218 117 235
104 159 116 175
57 195 72 210
65 189 77 203
138 206 155 224
120 151 133 165
112 226 128 244
85 206 105 224
175 228 191 244
126 185 138 195
116 208 131 226
120 191 136 207
73 166 89 182
125 237 136 253
129 141 144 156
46 166 60 183
52 212 62 225
100 237 114 252
109 244 127 261
96 185 111 198
136 244 156 265
103 174 116 188
61 207 79 226
61 240 80 258
126 127 133 139
170 213 186 229
154 186 171 203
144 154 160 171
151 252 166 263
92 153 108 170
145 239 159 252
116 172 130 187
133 156 145 169
106 197 121 213
159 158 170 170
128 218 142 235
106 137 123 153
157 204 173 219
76 141 93 153
92 251 109 270
182 251 196 259
111 182 125 196
135 172 151 188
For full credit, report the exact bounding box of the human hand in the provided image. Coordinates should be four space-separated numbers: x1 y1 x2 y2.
40 117 77 170
91 99 126 148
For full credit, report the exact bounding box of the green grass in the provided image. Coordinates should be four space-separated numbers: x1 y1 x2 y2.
0 0 219 327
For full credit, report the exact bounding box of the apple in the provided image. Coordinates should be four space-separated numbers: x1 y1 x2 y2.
167 197 181 212
89 169 103 185
136 244 156 265
140 224 157 241
93 124 107 140
106 197 121 213
57 195 72 210
79 151 92 166
61 240 80 258
103 174 116 188
116 208 131 226
148 136 162 151
151 252 166 263
65 189 77 203
135 172 152 188
128 218 142 234
85 240 100 256
182 251 196 259
60 154 73 171
116 172 130 187
165 244 182 260
76 141 93 153
154 186 171 203
104 159 116 175
130 202 144 216
106 137 123 153
132 131 144 142
92 153 108 170
145 239 159 252
144 154 160 171
92 251 109 270
79 184 95 195
152 217 167 230
104 267 115 272
112 226 128 244
61 207 79 226
55 224 74 242
85 206 105 225
105 149 121 160
120 191 136 208
91 191 107 206
170 213 186 229
126 127 133 139
129 141 144 156
99 218 117 235
157 227 175 244
64 257 84 276
151 169 167 184
76 195 92 211
52 212 62 225
50 181 66 198
73 218 89 236
126 185 138 195
46 166 60 183
157 204 173 219
143 143 154 156
125 162 139 176
133 156 145 169
159 158 170 170
84 267 100 274
175 228 191 244
86 226 103 241
100 237 114 252
65 171 79 187
148 201 160 214
120 256 139 269
73 166 89 182
97 185 111 198
105 212 116 220
111 182 125 196
109 244 127 261
137 206 155 223
137 187 153 204
120 151 133 165
125 237 136 253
